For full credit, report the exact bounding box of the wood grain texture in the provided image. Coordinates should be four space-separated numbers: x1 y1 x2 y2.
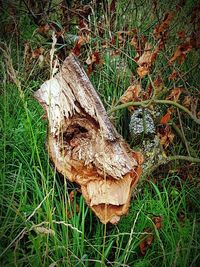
34 54 143 224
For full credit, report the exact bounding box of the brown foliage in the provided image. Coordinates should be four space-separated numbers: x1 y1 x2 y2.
153 12 174 40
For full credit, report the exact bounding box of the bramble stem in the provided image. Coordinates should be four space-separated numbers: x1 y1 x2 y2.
143 155 200 176
109 99 200 124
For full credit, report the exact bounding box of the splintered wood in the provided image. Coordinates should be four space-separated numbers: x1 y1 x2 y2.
34 54 143 224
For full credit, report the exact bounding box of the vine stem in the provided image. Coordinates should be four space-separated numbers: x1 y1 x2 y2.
143 155 200 176
167 155 200 163
109 99 200 124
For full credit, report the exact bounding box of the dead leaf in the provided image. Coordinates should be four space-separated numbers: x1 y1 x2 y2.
153 12 174 40
158 125 175 148
150 40 164 65
168 69 178 81
140 228 154 255
38 24 50 34
67 191 79 219
32 47 44 59
86 52 101 65
92 52 102 64
168 41 192 64
72 35 90 56
182 95 191 108
150 48 159 65
78 18 89 32
130 36 137 48
137 42 152 66
152 216 163 230
140 240 147 255
120 83 142 103
160 108 173 124
110 0 116 12
154 75 164 93
116 31 125 44
86 51 102 75
135 41 163 78
142 84 153 100
177 31 185 39
69 191 75 202
166 87 183 102
137 64 149 78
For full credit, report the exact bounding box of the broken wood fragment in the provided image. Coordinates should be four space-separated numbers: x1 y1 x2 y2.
34 54 143 224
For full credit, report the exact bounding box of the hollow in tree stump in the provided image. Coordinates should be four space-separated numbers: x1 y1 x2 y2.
34 54 143 224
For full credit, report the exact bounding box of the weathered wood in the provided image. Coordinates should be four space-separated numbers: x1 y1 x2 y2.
34 54 143 224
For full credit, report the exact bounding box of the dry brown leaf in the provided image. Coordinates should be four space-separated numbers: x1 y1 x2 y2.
168 41 192 64
177 31 186 39
38 24 50 34
154 75 164 93
135 41 163 78
67 191 79 219
130 36 137 47
139 228 154 255
120 83 142 104
90 52 102 65
166 87 183 102
116 31 131 44
150 48 159 65
158 125 175 148
137 64 149 78
86 51 102 75
110 0 116 12
137 42 152 66
149 40 164 65
168 48 181 64
182 95 191 108
152 216 163 230
72 35 90 56
168 69 178 81
160 108 173 124
153 12 174 40
69 191 75 202
32 47 44 59
78 18 89 32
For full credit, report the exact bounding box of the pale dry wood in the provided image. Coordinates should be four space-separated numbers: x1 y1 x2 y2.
34 54 143 224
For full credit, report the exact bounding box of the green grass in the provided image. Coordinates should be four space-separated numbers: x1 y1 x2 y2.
0 85 199 266
0 0 200 266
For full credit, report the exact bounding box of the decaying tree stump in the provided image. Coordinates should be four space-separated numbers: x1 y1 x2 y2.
34 54 143 224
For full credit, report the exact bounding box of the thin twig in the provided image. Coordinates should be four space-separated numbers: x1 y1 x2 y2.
22 0 37 22
171 122 187 147
177 108 191 156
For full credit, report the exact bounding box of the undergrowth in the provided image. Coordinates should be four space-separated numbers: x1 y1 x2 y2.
0 0 200 266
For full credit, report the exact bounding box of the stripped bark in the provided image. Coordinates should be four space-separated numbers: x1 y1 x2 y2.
34 54 143 224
